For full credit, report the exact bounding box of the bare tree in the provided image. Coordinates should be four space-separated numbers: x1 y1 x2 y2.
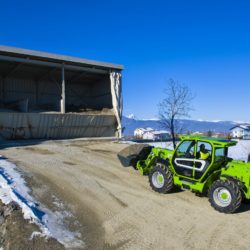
159 79 194 148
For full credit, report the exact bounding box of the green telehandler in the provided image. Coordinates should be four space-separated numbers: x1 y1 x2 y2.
118 136 250 213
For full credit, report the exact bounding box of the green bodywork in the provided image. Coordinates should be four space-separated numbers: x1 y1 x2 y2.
136 135 250 199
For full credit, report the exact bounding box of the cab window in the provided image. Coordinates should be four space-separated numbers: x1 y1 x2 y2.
196 141 212 160
215 148 226 162
176 140 195 158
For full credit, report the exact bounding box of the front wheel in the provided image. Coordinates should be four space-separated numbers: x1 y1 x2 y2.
149 163 174 194
208 179 242 213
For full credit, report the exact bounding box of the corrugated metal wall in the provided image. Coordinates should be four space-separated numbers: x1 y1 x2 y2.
66 75 112 110
0 76 61 111
5 77 36 106
0 113 117 139
37 79 61 111
90 77 113 109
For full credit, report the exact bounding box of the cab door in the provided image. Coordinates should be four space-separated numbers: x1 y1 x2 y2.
172 140 196 177
193 141 212 179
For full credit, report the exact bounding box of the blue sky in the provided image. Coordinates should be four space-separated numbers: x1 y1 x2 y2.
0 0 250 121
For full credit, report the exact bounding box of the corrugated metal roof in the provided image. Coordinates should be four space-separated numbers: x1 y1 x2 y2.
0 45 123 70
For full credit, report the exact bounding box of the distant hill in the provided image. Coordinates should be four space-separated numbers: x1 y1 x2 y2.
122 116 237 136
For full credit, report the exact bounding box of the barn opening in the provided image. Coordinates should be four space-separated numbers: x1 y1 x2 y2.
0 46 123 140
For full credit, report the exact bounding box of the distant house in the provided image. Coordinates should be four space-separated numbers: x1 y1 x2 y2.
142 130 170 141
230 124 250 139
134 127 170 140
192 131 204 135
134 128 154 139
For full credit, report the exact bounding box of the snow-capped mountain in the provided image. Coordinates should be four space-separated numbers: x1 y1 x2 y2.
122 116 238 136
126 114 137 120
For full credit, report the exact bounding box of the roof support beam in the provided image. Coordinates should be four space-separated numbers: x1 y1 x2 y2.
68 71 87 83
35 67 58 81
0 54 108 74
4 61 26 78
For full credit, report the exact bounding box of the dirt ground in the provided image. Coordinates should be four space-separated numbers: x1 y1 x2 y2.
1 139 250 250
0 201 65 250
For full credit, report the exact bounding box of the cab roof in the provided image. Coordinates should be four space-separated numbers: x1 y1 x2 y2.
179 135 237 147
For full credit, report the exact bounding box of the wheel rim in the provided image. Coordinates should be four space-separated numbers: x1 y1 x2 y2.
213 187 232 207
152 171 164 188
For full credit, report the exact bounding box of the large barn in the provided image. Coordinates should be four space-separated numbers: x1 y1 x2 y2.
0 46 123 139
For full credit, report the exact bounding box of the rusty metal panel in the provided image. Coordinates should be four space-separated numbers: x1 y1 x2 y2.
0 112 117 139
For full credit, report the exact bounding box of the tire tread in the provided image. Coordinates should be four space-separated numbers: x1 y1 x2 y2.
149 163 173 194
208 179 242 213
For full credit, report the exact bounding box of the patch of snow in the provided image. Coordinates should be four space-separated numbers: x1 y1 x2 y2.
233 120 250 124
211 120 223 123
119 140 174 149
228 140 250 162
148 141 174 149
118 140 137 145
141 118 160 121
41 209 83 248
197 119 223 123
0 156 84 249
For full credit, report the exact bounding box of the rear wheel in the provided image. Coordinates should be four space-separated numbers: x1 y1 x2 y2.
208 179 242 213
149 163 173 193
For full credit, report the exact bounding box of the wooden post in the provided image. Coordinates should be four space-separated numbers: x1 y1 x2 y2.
61 64 65 113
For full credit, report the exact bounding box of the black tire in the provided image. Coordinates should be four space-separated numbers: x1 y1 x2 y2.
208 179 242 213
132 162 138 170
149 163 173 194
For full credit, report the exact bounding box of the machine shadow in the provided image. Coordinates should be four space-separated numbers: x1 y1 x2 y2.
237 202 250 213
